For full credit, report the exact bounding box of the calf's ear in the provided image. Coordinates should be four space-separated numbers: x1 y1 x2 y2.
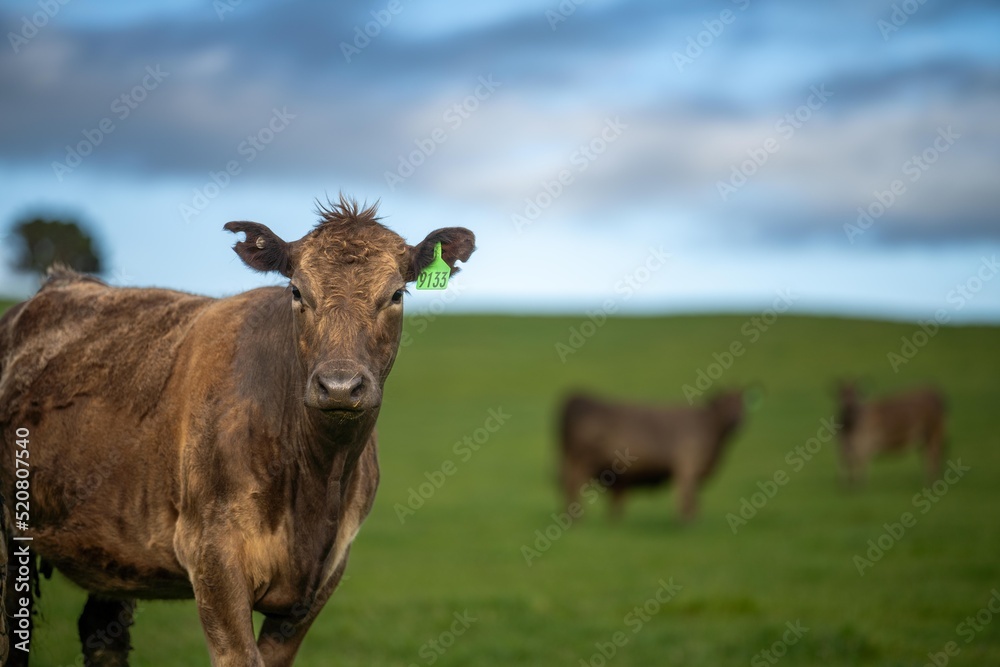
407 227 476 282
224 221 293 277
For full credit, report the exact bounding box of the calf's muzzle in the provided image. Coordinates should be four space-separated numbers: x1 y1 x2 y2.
306 361 379 412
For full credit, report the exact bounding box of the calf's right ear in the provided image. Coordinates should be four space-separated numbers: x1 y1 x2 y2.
224 221 293 277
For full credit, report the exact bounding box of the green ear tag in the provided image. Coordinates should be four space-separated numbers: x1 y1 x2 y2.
415 242 450 290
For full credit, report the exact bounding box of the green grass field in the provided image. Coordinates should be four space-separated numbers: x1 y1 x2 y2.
13 310 1000 666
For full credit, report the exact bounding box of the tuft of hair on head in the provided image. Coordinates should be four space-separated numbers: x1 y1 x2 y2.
314 193 381 230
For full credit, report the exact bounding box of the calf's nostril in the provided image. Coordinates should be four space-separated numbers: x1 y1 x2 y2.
315 376 332 399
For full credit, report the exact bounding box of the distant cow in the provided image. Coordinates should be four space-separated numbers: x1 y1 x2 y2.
0 198 474 667
836 381 946 485
558 390 745 521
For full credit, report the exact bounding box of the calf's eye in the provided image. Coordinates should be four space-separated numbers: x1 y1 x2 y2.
391 289 404 304
291 286 302 301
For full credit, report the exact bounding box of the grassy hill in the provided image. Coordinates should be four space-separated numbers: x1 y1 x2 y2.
13 312 1000 666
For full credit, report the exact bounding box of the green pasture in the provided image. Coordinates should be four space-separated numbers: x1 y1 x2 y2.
9 307 1000 666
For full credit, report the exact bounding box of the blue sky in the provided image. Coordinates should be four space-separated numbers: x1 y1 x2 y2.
2 0 998 321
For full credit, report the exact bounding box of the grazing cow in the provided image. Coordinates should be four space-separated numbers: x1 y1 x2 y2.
836 381 946 485
0 198 474 667
558 389 745 521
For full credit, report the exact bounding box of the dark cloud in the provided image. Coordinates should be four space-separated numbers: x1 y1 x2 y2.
1 0 998 246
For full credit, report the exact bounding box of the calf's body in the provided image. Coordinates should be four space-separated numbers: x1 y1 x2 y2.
837 383 946 485
0 200 474 666
559 391 744 521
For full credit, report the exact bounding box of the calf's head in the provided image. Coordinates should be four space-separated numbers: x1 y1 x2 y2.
225 198 475 415
707 389 745 436
835 379 862 434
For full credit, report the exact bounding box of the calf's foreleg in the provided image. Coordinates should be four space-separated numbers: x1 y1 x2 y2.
838 435 865 488
190 548 264 667
559 460 589 513
923 419 946 482
256 558 346 667
676 473 699 522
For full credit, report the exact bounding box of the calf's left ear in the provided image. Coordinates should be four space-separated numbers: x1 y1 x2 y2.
224 221 293 277
407 227 476 282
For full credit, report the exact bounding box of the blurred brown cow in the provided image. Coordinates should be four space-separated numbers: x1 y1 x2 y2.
836 380 947 485
558 389 745 521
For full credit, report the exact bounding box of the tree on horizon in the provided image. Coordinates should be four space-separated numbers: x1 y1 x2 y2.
8 216 104 278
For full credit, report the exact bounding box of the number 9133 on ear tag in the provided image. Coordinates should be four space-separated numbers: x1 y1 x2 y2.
415 241 451 290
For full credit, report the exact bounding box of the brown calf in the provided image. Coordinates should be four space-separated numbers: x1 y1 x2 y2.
558 390 745 521
836 381 946 485
0 198 474 666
